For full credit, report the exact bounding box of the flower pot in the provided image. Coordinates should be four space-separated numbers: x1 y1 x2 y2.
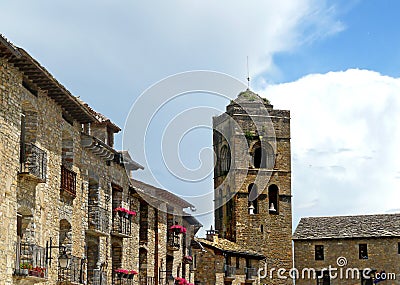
16 269 28 276
29 270 39 277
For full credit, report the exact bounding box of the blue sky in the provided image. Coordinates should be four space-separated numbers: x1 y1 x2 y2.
2 0 400 235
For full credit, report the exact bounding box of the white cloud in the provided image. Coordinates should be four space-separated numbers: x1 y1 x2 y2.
263 69 400 224
0 1 344 89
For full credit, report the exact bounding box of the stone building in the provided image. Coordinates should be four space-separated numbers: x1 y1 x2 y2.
193 229 265 285
193 89 293 285
130 179 202 285
0 34 200 285
293 214 400 285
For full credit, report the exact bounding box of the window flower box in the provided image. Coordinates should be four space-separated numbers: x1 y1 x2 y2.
175 277 194 285
183 255 193 264
170 224 187 234
114 207 137 219
115 268 138 279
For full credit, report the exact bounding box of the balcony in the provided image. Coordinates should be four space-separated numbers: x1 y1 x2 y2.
13 241 48 283
224 265 236 281
245 267 258 281
167 233 180 251
111 212 132 238
87 205 109 236
58 255 84 284
61 165 77 198
112 272 135 285
139 276 155 285
87 269 107 285
19 143 47 182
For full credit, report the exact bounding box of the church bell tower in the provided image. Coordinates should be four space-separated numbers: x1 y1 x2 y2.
213 89 292 278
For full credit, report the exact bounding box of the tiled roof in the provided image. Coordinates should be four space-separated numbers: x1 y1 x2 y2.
0 34 96 123
82 101 121 132
293 214 400 240
119 151 144 170
130 179 194 209
196 237 265 259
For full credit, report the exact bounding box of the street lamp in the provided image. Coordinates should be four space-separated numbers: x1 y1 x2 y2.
58 249 70 269
46 238 71 269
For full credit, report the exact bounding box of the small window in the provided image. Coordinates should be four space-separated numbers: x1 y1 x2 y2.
220 145 231 174
268 184 279 214
359 244 368 259
316 271 330 285
236 257 240 269
315 245 324 260
253 144 274 169
248 184 258 214
398 242 400 254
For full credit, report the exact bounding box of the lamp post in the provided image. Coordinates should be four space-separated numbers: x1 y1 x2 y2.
58 249 70 269
46 238 71 269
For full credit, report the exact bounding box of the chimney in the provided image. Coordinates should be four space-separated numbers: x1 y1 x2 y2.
206 226 219 243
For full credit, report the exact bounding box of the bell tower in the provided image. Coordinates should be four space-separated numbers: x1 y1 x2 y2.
213 89 292 278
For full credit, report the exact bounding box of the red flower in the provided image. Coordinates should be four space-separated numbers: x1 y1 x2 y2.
170 225 187 234
114 207 137 216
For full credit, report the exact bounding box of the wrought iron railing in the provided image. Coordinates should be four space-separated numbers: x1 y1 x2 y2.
167 233 180 251
14 241 48 278
112 272 135 285
61 165 77 197
139 276 156 285
245 267 258 280
87 269 107 285
224 265 236 278
20 143 47 182
112 212 132 237
58 255 83 283
158 270 172 285
88 204 110 235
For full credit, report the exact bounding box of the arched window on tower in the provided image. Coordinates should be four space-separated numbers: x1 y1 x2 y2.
220 145 231 174
253 143 275 169
268 184 279 214
248 183 258 214
254 147 263 168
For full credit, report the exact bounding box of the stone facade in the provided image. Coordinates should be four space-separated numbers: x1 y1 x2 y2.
211 89 293 285
0 35 200 285
293 215 400 285
193 232 264 285
294 238 400 285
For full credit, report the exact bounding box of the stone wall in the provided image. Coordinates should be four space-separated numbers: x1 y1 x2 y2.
213 94 293 285
294 237 400 285
0 54 144 285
